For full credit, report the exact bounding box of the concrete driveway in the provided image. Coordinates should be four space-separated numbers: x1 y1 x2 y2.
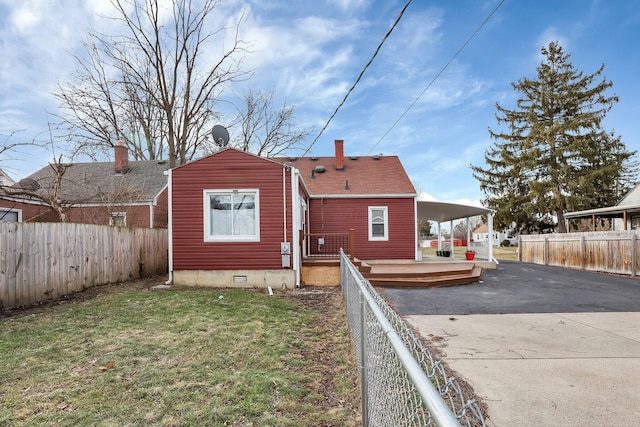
382 261 640 426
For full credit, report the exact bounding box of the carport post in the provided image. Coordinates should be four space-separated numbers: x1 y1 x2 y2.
437 222 442 251
488 212 494 261
450 220 454 257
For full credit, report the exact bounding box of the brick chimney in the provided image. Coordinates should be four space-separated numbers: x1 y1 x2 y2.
334 139 344 171
114 140 129 173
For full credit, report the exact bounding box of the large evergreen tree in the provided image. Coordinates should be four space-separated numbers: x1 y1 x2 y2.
472 42 637 234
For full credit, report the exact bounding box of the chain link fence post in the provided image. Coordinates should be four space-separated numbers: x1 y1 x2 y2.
359 287 369 426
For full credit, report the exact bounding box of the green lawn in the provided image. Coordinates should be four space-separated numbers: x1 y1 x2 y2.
0 280 359 426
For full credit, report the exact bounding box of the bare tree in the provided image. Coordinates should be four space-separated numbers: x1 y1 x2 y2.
226 89 314 157
0 130 41 174
1 154 70 222
55 0 251 167
452 216 484 239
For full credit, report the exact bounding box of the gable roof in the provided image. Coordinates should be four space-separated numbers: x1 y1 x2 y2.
473 224 488 233
565 183 640 219
3 160 169 204
173 147 287 171
285 155 416 197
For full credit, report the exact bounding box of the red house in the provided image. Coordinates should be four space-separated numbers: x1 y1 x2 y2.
168 140 418 288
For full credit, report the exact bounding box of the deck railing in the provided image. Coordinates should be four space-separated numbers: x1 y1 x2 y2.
301 229 354 260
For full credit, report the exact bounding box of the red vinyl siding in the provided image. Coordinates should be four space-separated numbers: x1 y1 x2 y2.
171 149 293 270
308 197 415 259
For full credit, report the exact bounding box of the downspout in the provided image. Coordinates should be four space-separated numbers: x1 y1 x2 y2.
414 197 419 261
165 169 173 284
149 203 154 229
291 167 301 288
282 166 287 243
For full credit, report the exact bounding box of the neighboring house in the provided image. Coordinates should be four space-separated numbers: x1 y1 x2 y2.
0 168 19 222
0 142 169 227
0 168 14 187
168 140 418 288
472 224 517 246
565 183 640 231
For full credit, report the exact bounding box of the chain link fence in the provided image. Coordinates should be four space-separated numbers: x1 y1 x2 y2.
340 250 486 426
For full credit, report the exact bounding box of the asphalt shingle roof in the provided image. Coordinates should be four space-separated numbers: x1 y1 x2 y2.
10 160 169 204
285 155 416 196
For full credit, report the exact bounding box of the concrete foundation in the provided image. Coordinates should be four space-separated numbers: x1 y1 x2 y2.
173 269 295 289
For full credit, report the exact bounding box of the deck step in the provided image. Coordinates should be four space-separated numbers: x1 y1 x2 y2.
366 266 483 288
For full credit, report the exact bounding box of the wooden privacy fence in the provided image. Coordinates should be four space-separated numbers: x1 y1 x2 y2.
519 230 640 276
1 222 168 309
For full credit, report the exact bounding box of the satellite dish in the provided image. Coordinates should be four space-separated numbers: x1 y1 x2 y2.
211 125 229 147
18 178 41 191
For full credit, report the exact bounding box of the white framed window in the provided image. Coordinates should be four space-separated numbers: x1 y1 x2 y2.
0 208 21 222
204 189 260 242
109 212 127 226
368 206 388 241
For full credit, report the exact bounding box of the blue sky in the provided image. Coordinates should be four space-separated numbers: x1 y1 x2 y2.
1 0 639 206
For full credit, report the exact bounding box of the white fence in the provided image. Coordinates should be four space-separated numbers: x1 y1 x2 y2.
1 222 168 309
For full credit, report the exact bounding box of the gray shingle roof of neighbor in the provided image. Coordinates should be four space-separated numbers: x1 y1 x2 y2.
11 160 169 204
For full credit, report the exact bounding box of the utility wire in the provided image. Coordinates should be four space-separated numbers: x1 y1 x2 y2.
301 0 413 158
366 0 505 155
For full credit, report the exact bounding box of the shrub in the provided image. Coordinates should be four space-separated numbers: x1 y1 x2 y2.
501 239 511 247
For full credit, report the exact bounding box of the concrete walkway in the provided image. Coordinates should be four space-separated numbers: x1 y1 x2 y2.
406 313 640 426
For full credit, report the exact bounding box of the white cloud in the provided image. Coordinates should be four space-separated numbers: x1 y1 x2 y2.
535 26 570 58
418 191 437 201
326 0 371 13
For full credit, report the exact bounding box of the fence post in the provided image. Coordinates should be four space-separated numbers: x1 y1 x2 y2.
580 235 586 270
544 236 549 265
632 233 637 277
518 237 522 262
359 287 369 427
349 229 355 262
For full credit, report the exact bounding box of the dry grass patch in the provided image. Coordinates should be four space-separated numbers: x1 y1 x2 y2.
0 280 359 426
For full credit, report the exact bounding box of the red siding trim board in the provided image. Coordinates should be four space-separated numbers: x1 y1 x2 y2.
171 149 294 271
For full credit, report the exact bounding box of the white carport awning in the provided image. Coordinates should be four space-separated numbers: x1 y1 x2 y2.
417 200 497 263
417 201 493 222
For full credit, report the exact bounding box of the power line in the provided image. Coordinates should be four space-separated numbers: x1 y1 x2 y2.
300 0 413 158
366 0 506 155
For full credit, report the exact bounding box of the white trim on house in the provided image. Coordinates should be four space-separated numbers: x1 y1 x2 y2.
0 207 22 222
203 189 261 242
109 212 127 226
368 206 389 241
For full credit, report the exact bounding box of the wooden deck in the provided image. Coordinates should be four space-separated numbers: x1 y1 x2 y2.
362 261 483 288
301 257 485 288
